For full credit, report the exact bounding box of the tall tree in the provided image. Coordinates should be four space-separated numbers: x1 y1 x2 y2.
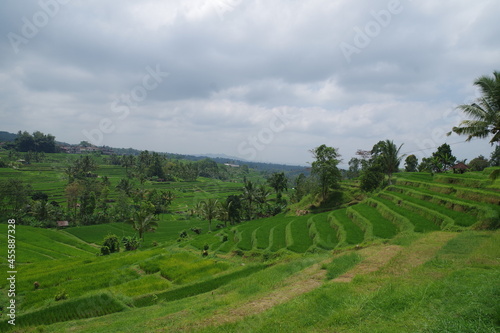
310 144 341 200
267 172 288 199
449 71 500 144
199 198 219 232
121 155 135 178
347 157 361 179
148 152 165 179
242 180 257 220
225 195 242 225
432 143 457 172
0 179 33 218
404 154 419 172
129 202 158 240
217 200 232 227
490 145 500 166
65 181 81 220
255 184 272 215
468 155 489 171
372 140 405 184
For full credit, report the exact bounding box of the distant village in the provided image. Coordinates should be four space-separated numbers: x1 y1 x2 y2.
58 144 115 155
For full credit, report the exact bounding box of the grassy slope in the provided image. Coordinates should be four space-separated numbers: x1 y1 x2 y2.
14 230 498 333
1 157 500 331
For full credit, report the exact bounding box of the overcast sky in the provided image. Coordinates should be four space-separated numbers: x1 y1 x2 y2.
1 0 499 166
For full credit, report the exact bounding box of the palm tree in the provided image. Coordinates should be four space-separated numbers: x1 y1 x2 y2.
217 200 232 227
374 140 405 184
242 180 256 220
267 172 288 199
255 184 271 216
121 155 135 178
200 198 219 232
449 71 500 144
129 202 158 240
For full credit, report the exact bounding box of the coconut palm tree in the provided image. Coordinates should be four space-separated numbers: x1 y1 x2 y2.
217 200 232 227
255 184 272 216
373 140 405 184
129 202 158 240
449 71 500 144
267 172 288 199
199 198 219 232
242 180 257 220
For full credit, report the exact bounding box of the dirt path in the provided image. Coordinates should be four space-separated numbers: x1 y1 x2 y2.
179 234 456 331
332 244 402 283
181 259 328 331
378 232 457 276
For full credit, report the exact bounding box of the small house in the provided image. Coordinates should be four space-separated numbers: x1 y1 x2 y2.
451 162 469 174
57 221 69 228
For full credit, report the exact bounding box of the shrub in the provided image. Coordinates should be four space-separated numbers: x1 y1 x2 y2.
191 227 202 235
54 290 68 301
100 245 110 256
102 234 120 254
122 236 140 251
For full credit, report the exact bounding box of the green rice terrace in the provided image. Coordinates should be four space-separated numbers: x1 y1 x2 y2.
0 153 499 332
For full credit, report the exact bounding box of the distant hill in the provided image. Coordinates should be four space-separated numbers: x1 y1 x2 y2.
0 131 17 142
0 130 308 175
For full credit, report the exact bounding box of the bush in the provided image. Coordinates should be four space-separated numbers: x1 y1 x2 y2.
100 246 110 256
122 236 140 251
54 290 68 301
102 234 120 254
191 227 202 235
360 167 385 192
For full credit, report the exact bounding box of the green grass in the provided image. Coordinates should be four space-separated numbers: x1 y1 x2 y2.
311 212 339 249
287 216 313 253
324 252 362 279
330 208 364 245
351 203 398 239
387 187 478 228
268 219 289 252
0 293 126 331
134 264 267 307
373 196 440 233
2 154 500 332
0 225 97 263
